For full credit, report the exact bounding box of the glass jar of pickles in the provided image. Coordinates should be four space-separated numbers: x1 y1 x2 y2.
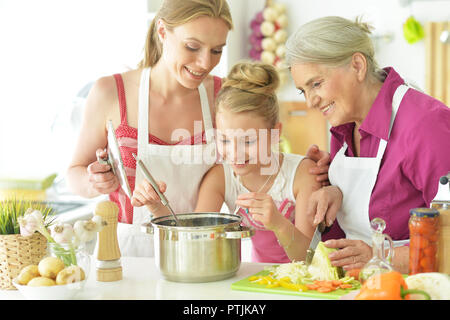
409 208 440 275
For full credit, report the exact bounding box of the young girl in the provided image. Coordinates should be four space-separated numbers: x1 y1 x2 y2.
195 61 335 263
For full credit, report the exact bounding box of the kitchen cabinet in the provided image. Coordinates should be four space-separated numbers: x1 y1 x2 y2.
425 21 450 106
279 101 329 155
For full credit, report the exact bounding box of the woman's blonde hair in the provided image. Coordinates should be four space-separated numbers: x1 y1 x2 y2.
216 61 280 127
285 16 386 82
138 0 233 68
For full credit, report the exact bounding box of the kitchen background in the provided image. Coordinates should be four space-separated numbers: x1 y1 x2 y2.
1 0 449 180
0 1 448 256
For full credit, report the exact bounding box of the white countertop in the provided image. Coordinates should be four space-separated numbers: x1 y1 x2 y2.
0 256 313 300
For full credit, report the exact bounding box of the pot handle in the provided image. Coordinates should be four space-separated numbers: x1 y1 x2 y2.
217 226 255 239
141 223 154 234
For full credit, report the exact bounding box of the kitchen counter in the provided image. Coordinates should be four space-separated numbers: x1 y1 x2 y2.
0 256 311 300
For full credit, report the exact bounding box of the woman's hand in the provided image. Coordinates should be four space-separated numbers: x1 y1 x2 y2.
235 192 284 231
305 144 331 186
324 239 372 270
131 178 169 217
86 148 120 195
306 185 343 228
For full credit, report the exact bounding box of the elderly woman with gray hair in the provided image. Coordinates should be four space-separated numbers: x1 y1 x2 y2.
286 16 450 274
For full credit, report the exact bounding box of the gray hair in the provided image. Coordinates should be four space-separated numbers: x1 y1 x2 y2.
285 16 386 82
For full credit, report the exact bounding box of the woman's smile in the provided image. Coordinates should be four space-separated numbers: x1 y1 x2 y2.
231 159 250 169
320 101 335 115
184 66 205 79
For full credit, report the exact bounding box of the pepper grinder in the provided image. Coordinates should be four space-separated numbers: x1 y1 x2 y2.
94 200 122 282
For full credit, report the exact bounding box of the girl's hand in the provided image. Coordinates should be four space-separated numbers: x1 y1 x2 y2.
131 179 169 217
86 148 120 195
235 192 284 231
305 144 331 186
306 185 343 228
324 239 373 270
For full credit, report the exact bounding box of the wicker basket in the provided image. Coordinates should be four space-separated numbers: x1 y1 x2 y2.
0 233 47 290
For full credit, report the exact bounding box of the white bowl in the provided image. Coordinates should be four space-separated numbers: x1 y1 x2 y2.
13 279 86 300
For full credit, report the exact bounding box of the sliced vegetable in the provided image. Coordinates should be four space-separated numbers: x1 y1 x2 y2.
345 269 361 281
250 273 359 294
249 274 307 292
308 241 343 281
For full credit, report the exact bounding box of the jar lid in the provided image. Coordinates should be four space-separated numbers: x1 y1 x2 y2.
410 207 440 217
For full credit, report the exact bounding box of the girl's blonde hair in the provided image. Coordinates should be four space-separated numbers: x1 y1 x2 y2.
138 0 233 68
285 16 386 82
216 61 280 127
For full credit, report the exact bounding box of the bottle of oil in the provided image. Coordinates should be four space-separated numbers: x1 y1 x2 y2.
359 218 394 283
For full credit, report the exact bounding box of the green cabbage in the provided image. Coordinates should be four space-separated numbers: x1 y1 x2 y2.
307 241 344 281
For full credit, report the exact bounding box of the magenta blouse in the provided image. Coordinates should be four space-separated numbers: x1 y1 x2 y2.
322 67 450 242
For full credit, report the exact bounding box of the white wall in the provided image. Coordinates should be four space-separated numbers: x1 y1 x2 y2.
227 0 450 101
0 0 149 178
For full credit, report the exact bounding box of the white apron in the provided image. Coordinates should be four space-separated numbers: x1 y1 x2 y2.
117 67 216 257
328 84 410 247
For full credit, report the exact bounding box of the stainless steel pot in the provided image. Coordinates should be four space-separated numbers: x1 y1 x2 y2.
141 212 254 283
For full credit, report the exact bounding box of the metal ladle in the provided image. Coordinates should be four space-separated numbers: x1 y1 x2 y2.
132 153 179 226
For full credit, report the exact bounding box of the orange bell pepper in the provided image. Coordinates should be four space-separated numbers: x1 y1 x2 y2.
355 271 431 300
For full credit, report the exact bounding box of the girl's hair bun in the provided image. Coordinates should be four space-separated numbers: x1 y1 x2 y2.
222 61 279 97
216 61 281 127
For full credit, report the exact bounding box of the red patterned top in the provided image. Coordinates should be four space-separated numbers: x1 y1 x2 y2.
109 74 222 223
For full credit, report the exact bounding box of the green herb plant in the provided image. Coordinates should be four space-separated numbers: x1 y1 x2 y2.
0 199 54 235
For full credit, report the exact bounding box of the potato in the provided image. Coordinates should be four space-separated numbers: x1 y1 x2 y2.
27 276 56 287
17 265 40 285
38 257 65 280
56 265 86 285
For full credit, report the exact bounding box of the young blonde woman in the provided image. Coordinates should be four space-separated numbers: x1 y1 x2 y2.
286 16 450 273
66 0 233 257
192 61 342 263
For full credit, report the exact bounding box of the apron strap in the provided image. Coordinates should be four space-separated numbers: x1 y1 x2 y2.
375 84 409 160
389 84 409 138
198 83 214 144
137 67 151 154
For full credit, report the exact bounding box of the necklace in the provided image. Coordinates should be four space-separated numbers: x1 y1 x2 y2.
232 154 281 217
234 172 274 218
238 153 281 193
245 172 275 193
